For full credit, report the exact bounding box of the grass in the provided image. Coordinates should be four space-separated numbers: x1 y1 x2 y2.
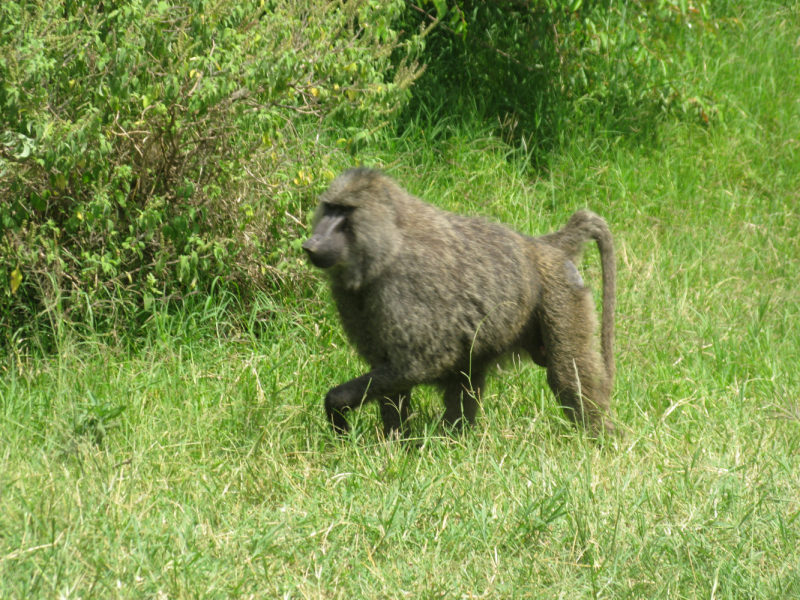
2 3 799 598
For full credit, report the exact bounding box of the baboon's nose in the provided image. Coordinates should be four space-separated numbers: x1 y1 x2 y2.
301 239 317 256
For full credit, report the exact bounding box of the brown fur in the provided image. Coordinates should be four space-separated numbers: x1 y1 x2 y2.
303 168 617 440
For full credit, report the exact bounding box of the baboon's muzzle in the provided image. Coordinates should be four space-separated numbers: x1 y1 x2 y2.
302 211 347 269
302 237 339 269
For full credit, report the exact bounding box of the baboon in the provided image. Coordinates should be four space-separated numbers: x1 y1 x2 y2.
302 168 617 440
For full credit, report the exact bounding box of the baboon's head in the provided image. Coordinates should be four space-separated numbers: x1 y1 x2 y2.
303 168 402 288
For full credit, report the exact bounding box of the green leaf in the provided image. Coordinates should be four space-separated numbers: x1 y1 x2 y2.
10 268 22 294
30 191 46 211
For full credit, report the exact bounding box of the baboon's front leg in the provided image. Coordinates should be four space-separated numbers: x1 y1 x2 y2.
324 368 407 435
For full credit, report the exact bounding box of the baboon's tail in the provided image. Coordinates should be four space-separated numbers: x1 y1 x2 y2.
540 210 616 379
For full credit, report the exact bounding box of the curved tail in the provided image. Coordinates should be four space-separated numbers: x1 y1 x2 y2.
540 210 616 379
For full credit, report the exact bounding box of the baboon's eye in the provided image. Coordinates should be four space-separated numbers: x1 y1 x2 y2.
324 203 355 217
318 203 354 236
323 204 355 234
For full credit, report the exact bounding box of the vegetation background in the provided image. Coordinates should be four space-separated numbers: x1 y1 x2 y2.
1 0 798 597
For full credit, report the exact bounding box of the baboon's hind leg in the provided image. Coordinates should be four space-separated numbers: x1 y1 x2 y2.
442 370 486 430
379 389 412 440
534 287 615 437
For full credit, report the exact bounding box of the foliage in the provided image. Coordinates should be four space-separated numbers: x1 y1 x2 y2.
0 0 424 346
402 0 734 155
72 390 127 447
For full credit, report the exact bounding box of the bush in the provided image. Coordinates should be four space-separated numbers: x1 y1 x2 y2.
0 0 425 345
401 0 727 155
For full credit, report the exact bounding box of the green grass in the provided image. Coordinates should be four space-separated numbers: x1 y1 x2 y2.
2 4 799 598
